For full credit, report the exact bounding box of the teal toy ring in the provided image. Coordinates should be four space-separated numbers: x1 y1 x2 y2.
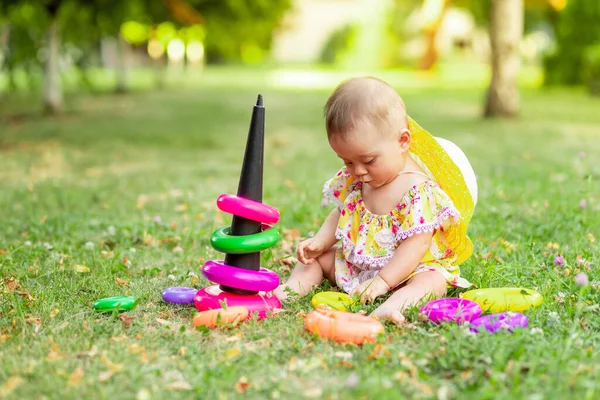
210 226 279 254
93 296 136 312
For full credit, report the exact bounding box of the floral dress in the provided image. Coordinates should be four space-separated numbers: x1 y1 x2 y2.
323 167 472 294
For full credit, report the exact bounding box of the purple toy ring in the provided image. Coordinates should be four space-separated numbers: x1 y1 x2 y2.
469 312 528 333
162 287 197 304
419 298 482 324
202 260 280 292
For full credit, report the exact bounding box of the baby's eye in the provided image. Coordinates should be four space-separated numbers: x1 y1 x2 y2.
344 161 353 166
365 158 376 165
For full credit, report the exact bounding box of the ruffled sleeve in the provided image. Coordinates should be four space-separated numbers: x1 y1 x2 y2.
392 181 460 241
322 168 358 208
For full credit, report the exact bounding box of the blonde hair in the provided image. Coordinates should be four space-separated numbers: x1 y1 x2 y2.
324 77 408 138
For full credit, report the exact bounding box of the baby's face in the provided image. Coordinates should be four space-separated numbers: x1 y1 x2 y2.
329 123 409 188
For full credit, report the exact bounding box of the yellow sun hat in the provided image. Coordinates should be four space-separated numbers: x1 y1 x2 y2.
407 117 477 264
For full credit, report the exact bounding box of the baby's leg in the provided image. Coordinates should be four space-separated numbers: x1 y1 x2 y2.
273 248 337 300
371 271 447 323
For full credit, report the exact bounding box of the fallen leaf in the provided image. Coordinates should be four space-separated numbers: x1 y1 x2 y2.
136 388 151 400
110 335 128 343
49 309 59 319
119 313 135 329
115 278 129 287
164 371 192 391
303 388 323 398
97 371 113 382
225 334 242 342
234 376 250 393
0 376 24 397
127 344 145 354
5 278 20 291
25 317 41 326
178 347 186 356
16 291 34 301
101 353 124 373
225 347 241 360
0 335 10 343
72 265 90 273
67 367 84 387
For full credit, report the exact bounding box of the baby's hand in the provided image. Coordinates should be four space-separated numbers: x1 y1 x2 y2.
351 275 390 303
297 238 327 265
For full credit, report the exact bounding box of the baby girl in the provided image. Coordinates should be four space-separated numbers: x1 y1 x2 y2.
274 77 477 323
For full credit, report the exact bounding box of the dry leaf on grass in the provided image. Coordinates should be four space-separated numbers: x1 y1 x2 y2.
0 376 24 397
49 309 59 319
234 376 250 393
67 367 84 387
115 278 129 287
97 371 113 382
119 313 135 329
164 371 192 391
101 353 124 373
110 335 128 343
72 265 90 273
225 347 241 360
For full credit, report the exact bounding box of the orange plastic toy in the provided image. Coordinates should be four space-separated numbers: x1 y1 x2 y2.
193 306 248 328
304 308 385 344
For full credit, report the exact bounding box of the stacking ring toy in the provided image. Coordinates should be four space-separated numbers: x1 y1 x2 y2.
419 298 482 324
461 287 543 313
217 194 280 225
195 285 281 319
311 291 353 311
193 306 249 328
469 312 528 334
203 260 279 292
304 308 385 344
210 226 279 254
162 287 197 304
93 296 136 312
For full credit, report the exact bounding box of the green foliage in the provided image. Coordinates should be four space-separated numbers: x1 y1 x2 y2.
188 0 292 63
582 44 600 95
543 0 600 87
319 24 358 65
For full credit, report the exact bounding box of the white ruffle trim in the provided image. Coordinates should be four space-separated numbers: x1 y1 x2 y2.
335 206 460 268
394 207 460 241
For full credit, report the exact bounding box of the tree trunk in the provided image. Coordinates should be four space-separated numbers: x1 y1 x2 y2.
484 0 523 118
115 34 127 94
418 0 449 70
43 17 63 115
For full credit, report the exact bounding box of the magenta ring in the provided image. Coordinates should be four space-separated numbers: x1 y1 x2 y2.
194 285 281 319
217 194 280 225
470 312 528 333
162 287 197 304
202 260 280 292
419 298 482 324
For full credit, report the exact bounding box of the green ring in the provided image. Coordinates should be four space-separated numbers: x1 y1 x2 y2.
210 226 279 254
93 296 136 312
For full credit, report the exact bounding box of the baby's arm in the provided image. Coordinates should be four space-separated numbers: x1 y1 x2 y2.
378 232 434 288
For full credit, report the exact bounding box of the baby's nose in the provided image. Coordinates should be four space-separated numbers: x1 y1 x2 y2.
355 165 368 176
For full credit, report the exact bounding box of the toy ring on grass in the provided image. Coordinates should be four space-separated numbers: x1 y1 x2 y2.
193 306 249 328
304 308 385 345
210 226 279 254
93 296 136 312
461 287 543 313
194 285 281 319
202 260 279 292
419 298 482 324
311 291 353 311
217 194 280 225
469 312 528 334
162 287 197 304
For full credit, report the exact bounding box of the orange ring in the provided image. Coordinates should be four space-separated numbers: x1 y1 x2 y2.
304 308 385 344
193 306 248 328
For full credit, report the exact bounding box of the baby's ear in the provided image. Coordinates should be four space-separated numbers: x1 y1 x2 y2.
398 128 411 150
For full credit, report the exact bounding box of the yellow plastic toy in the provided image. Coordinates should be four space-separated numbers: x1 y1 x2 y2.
311 291 353 311
462 287 543 312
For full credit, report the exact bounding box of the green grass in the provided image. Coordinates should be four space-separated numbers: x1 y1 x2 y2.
1 66 600 399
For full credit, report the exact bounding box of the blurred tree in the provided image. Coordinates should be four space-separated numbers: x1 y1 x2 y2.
485 0 524 117
186 0 292 63
543 0 600 92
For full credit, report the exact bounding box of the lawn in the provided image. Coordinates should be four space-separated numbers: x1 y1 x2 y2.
1 66 599 399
